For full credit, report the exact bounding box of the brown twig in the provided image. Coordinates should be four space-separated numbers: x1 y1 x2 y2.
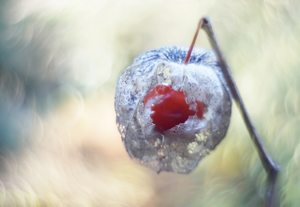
187 17 280 206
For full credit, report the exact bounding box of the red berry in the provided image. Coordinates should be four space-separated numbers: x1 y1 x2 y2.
196 101 206 119
144 85 206 132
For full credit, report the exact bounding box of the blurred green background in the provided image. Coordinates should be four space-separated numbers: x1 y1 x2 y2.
0 0 299 206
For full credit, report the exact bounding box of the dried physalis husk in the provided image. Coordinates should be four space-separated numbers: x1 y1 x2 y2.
115 46 231 174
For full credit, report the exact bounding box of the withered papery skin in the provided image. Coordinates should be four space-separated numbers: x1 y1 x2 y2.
115 46 231 174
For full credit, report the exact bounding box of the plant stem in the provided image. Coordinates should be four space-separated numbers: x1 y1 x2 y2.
199 17 280 207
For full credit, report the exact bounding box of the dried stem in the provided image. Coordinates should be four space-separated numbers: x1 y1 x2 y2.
184 20 204 64
195 17 280 206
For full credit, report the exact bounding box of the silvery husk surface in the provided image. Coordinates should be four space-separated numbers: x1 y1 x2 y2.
115 46 232 173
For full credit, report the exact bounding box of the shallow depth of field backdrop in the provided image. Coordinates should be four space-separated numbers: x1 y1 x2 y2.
0 0 299 206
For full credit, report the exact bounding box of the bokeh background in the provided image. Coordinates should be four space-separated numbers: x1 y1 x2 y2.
0 0 299 206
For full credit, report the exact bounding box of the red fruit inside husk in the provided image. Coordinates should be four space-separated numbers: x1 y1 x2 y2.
144 85 206 132
196 101 205 119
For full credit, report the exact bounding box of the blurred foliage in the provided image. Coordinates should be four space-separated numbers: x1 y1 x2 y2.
0 0 299 206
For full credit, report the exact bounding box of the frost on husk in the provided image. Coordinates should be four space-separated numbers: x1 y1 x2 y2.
115 46 231 174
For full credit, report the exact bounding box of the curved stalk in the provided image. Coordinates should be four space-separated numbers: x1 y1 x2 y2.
186 17 280 206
